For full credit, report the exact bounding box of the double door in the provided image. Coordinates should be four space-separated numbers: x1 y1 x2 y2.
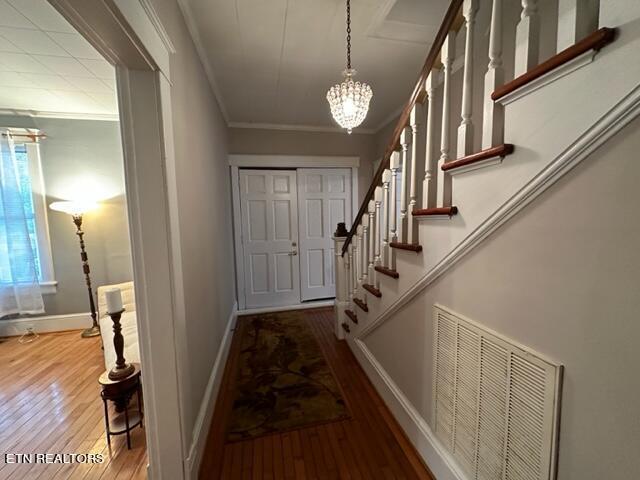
239 168 352 308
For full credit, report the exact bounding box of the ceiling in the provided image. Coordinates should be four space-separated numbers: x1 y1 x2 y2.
181 0 449 131
0 0 117 118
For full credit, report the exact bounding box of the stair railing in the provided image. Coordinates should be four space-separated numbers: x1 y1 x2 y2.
341 0 464 257
334 0 608 333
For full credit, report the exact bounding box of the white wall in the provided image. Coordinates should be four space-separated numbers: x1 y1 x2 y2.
149 0 236 449
363 114 640 480
229 127 377 205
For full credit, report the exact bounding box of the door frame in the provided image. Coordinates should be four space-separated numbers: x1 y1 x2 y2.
229 155 359 310
48 1 185 478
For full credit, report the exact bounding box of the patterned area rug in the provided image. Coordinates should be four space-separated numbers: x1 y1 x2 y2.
226 310 350 441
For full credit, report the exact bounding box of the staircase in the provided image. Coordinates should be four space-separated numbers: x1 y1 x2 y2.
333 0 640 479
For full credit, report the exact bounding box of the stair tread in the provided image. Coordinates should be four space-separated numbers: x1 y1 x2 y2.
362 284 382 298
492 27 616 101
412 206 458 217
389 242 423 253
345 309 358 324
353 298 368 312
375 266 399 279
441 144 514 172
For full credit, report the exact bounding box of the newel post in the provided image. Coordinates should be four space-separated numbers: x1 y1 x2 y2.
333 222 349 339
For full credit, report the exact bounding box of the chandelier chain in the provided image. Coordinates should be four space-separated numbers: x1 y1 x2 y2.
346 0 351 70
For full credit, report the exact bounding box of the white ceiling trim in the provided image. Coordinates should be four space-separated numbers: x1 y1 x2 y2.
229 154 359 168
0 108 119 122
139 0 176 54
229 121 376 135
176 0 229 123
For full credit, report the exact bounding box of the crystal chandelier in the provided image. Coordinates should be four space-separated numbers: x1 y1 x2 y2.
326 0 373 134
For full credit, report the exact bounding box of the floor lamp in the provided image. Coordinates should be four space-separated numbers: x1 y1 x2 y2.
50 200 101 338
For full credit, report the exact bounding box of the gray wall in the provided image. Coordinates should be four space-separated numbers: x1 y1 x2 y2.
0 115 132 316
229 127 377 205
150 0 236 448
364 115 640 479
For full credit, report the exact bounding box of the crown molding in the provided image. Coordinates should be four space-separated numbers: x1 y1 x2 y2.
228 121 377 135
0 109 119 122
176 0 230 123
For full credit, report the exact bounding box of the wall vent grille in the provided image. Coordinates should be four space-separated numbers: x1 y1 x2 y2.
432 305 563 480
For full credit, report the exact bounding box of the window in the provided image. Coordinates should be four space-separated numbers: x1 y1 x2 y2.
0 139 56 293
13 145 42 279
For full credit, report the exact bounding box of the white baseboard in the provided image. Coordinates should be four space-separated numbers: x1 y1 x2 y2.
0 312 92 337
347 337 467 480
184 302 238 479
237 299 334 316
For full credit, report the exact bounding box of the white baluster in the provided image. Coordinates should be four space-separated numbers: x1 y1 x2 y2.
367 199 376 283
398 127 411 243
347 244 354 309
423 72 437 208
408 105 422 244
557 0 600 51
357 224 364 287
457 0 479 158
514 0 540 77
353 241 360 303
438 33 455 208
389 151 400 248
482 0 505 149
381 169 391 267
352 230 359 299
361 215 369 286
390 152 402 270
374 186 383 280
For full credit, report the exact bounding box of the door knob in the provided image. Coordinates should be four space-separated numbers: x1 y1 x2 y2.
288 250 298 256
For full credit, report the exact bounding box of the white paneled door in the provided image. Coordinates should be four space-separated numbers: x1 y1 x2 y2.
297 169 352 301
240 170 300 308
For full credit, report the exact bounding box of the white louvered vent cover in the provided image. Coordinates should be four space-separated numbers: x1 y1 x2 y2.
433 305 563 480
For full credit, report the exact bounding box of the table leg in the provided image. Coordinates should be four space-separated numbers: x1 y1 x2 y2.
102 397 111 449
124 403 131 450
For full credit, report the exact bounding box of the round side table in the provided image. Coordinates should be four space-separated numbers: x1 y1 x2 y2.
99 363 143 450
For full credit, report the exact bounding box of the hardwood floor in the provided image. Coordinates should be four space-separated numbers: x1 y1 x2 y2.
0 330 147 480
199 307 434 480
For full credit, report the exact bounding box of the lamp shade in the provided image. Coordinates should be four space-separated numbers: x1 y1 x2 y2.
49 200 99 216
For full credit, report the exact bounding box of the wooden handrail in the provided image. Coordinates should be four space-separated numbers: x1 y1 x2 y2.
342 0 464 255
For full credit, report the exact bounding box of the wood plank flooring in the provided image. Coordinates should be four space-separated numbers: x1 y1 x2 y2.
0 330 147 480
199 307 434 480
